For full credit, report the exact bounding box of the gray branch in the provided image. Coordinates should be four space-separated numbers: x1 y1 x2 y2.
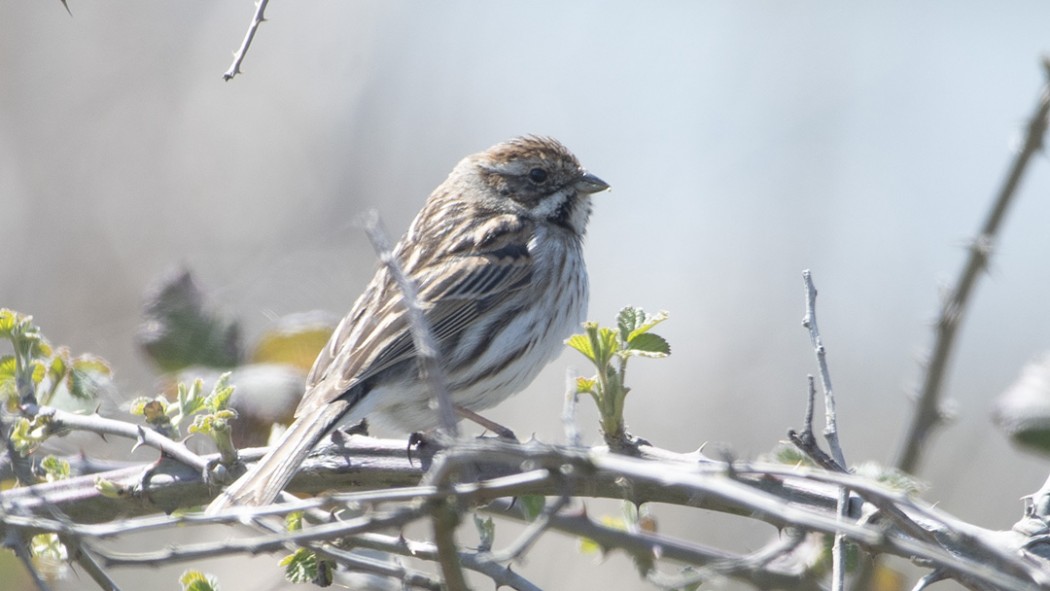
2 437 1048 590
896 59 1050 474
362 210 459 438
222 0 270 81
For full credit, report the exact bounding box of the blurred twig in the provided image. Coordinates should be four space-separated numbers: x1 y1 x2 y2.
896 59 1050 474
223 0 270 81
562 368 582 447
361 210 459 438
10 530 51 591
59 536 122 591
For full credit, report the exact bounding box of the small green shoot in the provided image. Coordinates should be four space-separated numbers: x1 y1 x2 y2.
180 570 220 591
567 306 670 449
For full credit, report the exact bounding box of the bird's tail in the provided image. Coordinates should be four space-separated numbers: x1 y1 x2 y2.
205 400 350 515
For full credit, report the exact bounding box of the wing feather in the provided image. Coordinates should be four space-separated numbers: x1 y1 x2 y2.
295 213 534 416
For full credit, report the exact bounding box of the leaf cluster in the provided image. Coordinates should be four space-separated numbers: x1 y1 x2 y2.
567 307 670 448
0 309 111 410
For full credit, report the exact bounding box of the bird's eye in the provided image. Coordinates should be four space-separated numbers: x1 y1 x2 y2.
528 168 548 184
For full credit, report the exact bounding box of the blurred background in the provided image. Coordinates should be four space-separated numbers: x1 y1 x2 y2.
4 2 1050 589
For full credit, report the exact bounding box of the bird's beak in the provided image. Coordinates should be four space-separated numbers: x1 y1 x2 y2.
574 171 610 194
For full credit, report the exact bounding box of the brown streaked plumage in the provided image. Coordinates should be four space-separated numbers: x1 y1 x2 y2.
206 136 609 512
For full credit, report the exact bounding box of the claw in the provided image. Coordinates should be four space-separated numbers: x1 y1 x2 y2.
406 432 428 466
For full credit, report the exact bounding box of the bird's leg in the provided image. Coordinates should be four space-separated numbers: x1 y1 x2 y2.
455 406 517 441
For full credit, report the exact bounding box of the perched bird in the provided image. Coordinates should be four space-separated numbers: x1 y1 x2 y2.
206 136 609 512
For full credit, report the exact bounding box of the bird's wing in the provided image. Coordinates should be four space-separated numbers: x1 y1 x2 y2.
296 213 534 415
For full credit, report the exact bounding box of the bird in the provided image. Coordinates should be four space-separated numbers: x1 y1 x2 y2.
206 135 609 512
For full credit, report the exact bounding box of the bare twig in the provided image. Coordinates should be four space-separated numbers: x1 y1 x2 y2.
644 528 812 591
487 499 822 591
486 496 570 562
362 211 458 438
801 270 846 469
344 533 544 591
223 0 270 81
787 375 840 471
429 500 469 591
8 529 52 591
308 543 445 591
95 509 422 567
897 60 1050 474
562 368 582 447
800 270 849 591
59 536 122 591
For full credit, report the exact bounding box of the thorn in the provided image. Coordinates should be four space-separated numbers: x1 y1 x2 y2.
132 425 147 454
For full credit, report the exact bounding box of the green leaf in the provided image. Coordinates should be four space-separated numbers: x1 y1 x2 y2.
285 511 304 532
47 351 69 385
30 360 47 386
616 307 642 343
66 368 100 400
176 379 208 417
188 414 211 436
205 372 235 413
71 354 111 377
619 308 670 343
30 533 67 562
280 548 319 584
35 339 53 358
769 442 812 466
591 327 621 368
518 494 546 522
190 407 237 437
0 309 17 336
95 477 129 499
40 455 70 482
0 356 16 402
853 461 927 496
10 416 48 455
575 376 598 395
565 331 597 363
128 396 154 416
624 333 671 358
180 570 220 591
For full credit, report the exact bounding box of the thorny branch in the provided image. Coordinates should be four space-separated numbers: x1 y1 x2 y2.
2 432 1050 589
28 405 208 474
222 0 270 81
896 59 1050 474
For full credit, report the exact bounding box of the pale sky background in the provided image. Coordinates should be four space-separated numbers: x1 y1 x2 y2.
4 2 1050 590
